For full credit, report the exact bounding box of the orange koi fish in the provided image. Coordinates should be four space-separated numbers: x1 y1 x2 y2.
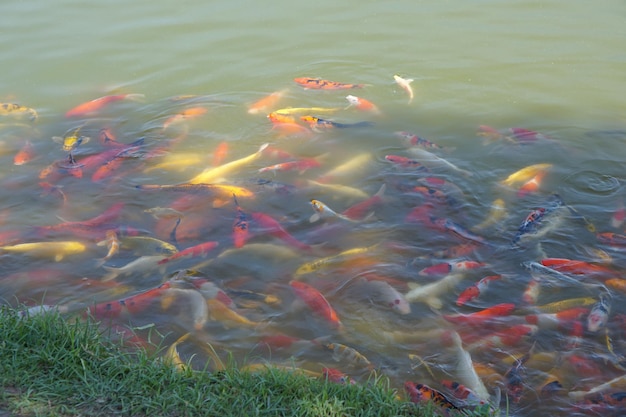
525 307 589 329
443 302 516 326
289 280 342 329
345 95 379 114
212 141 229 166
293 77 364 90
65 93 144 118
96 229 120 263
456 275 502 306
158 241 219 264
267 111 296 124
393 75 414 104
321 367 355 385
250 212 311 251
36 202 125 233
341 184 386 220
86 280 174 320
539 257 615 276
13 140 34 165
517 170 549 197
163 107 208 130
232 194 250 248
597 232 626 247
418 260 485 277
404 382 458 410
247 90 286 115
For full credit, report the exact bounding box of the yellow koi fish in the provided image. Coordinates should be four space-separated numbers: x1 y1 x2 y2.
118 236 178 256
206 298 260 329
187 143 268 184
137 183 255 207
500 163 552 187
305 180 369 200
163 333 192 371
0 103 38 121
316 153 373 183
294 245 376 276
143 152 206 173
52 127 90 152
241 363 321 378
472 198 507 231
0 241 86 262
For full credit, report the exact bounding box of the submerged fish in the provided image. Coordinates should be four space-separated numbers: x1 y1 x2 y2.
0 241 86 261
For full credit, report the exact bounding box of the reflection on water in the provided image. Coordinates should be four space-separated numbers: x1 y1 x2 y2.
1 0 625 415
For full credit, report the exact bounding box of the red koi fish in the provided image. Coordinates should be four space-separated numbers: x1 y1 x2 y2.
404 382 458 410
443 303 516 326
232 194 250 248
540 257 615 276
611 201 625 229
345 95 379 114
158 241 219 264
508 127 550 142
341 184 386 220
162 107 208 130
65 94 144 118
597 232 626 247
86 280 174 320
294 77 364 90
35 202 125 236
407 204 488 246
419 260 485 277
321 367 355 385
250 212 311 251
466 324 537 350
247 90 286 115
289 280 342 329
13 140 35 165
456 275 502 306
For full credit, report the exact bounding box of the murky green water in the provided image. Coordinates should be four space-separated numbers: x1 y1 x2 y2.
1 1 626 415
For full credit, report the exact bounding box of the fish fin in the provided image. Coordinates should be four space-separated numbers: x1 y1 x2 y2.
52 136 64 144
101 266 119 282
407 282 420 290
310 213 320 223
125 93 146 102
212 198 229 208
54 254 63 262
426 297 443 309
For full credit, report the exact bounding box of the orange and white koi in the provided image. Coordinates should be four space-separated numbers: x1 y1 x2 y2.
65 93 144 118
258 157 321 175
345 95 379 114
466 324 537 351
500 163 553 187
289 280 342 329
419 260 486 277
393 75 414 104
456 275 502 307
188 143 269 184
232 194 250 248
158 241 219 265
611 201 625 229
162 107 208 130
13 140 35 165
247 90 286 115
309 199 358 223
522 275 542 305
86 280 174 320
293 77 364 90
404 382 458 410
517 169 549 197
96 229 120 263
0 103 38 121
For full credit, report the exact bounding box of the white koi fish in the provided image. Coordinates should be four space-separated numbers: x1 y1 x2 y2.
394 75 414 104
187 143 268 184
449 331 491 404
408 147 473 177
309 199 358 223
404 273 467 309
101 255 165 281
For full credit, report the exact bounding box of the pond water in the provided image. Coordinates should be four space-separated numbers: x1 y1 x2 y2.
1 0 625 415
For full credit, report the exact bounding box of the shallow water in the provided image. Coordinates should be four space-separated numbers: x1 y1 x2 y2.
1 0 626 415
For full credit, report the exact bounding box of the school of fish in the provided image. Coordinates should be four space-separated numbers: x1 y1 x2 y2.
2 76 626 417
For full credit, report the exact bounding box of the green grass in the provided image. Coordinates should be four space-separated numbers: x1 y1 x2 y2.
0 305 497 417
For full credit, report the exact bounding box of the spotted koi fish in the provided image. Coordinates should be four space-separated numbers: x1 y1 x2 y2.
294 77 365 90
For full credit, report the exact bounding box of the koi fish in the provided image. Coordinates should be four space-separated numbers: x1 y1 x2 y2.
300 115 373 129
568 374 626 401
319 341 374 370
341 184 386 220
405 273 467 309
500 163 553 187
0 103 38 121
345 95 380 114
136 183 255 201
404 382 458 410
441 380 488 406
596 231 626 247
294 245 376 276
117 235 178 256
466 324 537 351
351 277 411 315
52 127 90 152
443 302 516 326
395 131 447 151
393 75 414 104
587 293 611 333
143 207 184 220
163 333 191 371
456 275 502 306
384 155 428 171
305 180 369 200
267 111 296 124
611 201 625 229
512 194 566 245
539 257 615 276
142 152 206 173
65 93 144 118
247 90 286 115
293 77 365 90
232 194 250 248
13 140 35 165
250 212 311 251
206 298 259 329
289 280 342 329
0 241 86 262
322 367 356 385
309 199 358 223
162 107 208 130
273 107 341 115
316 152 373 184
86 280 174 320
187 143 269 184
258 157 322 175
158 241 219 264
101 255 165 281
211 141 229 166
517 169 549 197
418 260 486 277
534 296 598 314
525 307 589 329
472 198 507 231
96 229 120 263
408 147 473 177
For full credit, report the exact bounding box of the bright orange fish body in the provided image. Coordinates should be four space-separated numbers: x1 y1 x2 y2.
65 94 144 118
294 77 364 90
289 280 342 329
